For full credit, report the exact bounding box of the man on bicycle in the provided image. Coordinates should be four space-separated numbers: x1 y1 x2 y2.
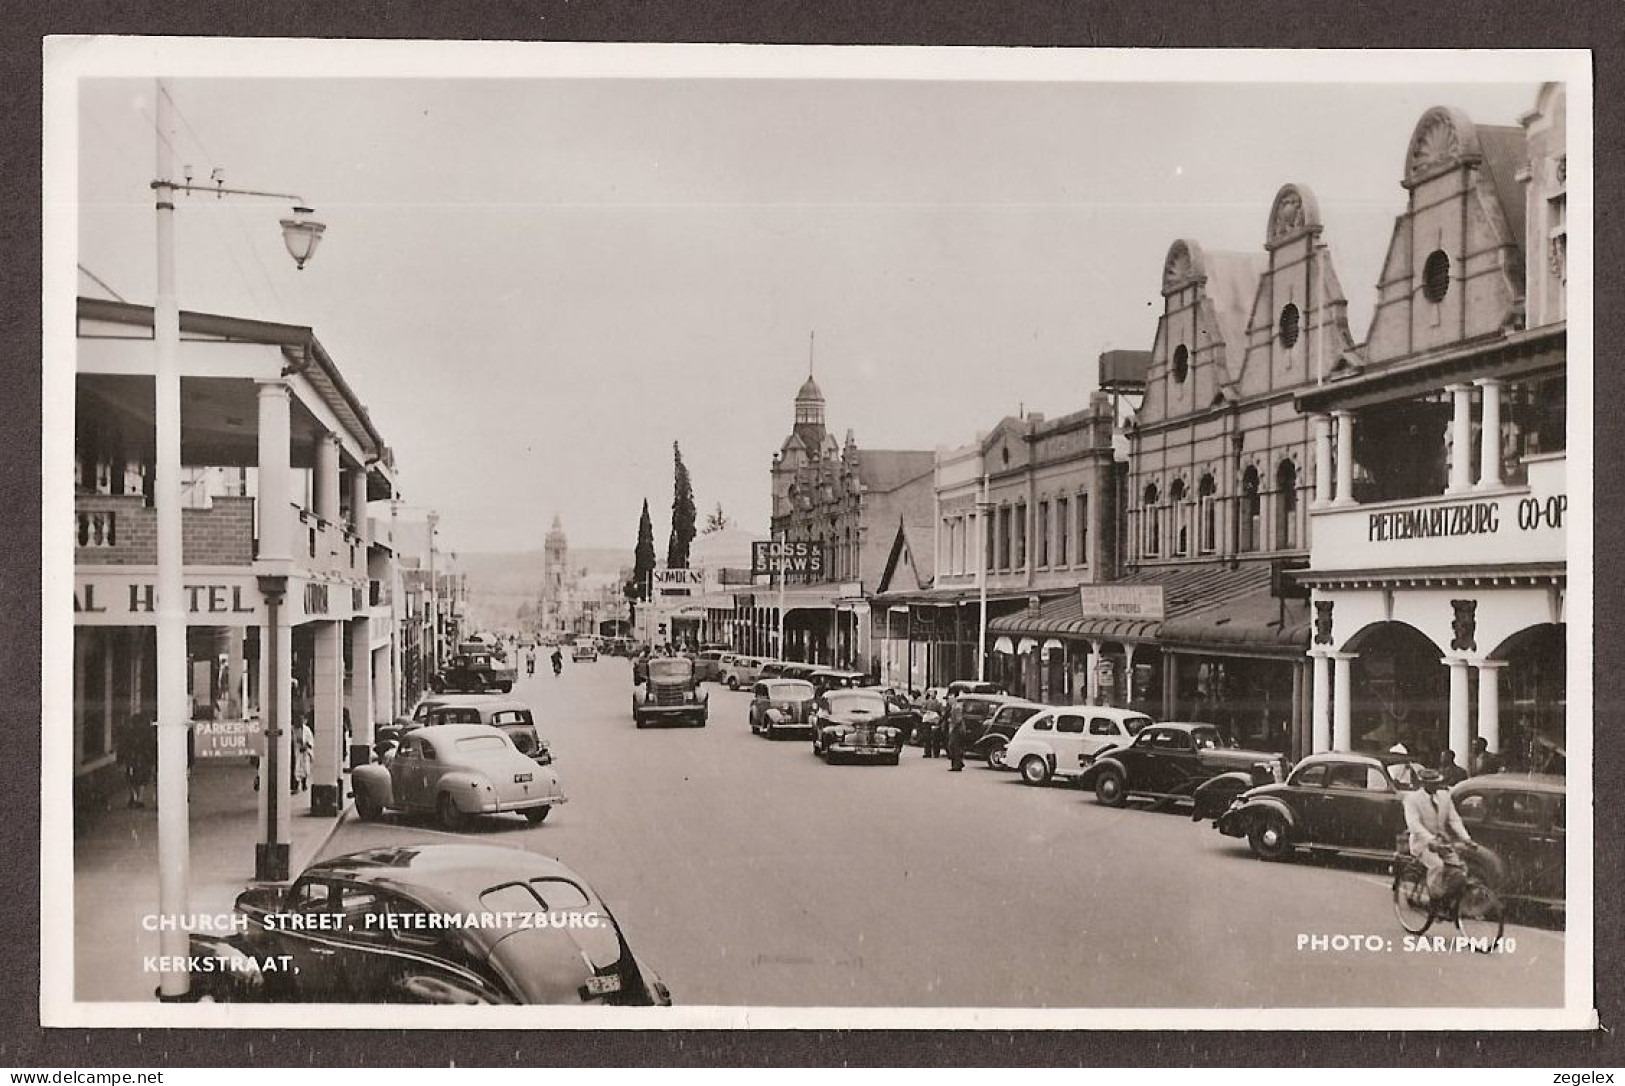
1400 765 1474 902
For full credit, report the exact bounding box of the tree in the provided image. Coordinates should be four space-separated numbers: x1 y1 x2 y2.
626 499 657 625
702 502 730 534
667 441 696 569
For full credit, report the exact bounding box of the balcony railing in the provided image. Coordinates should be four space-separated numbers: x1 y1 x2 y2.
75 494 255 567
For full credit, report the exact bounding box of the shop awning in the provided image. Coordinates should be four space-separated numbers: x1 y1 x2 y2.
993 636 1015 654
1016 637 1039 654
1042 638 1065 653
989 563 1310 657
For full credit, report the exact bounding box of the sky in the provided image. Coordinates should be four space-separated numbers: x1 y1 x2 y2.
69 56 1551 554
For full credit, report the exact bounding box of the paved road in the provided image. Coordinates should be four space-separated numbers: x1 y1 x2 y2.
320 657 1565 1008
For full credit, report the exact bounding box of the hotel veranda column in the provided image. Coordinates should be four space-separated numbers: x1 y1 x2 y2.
255 380 295 879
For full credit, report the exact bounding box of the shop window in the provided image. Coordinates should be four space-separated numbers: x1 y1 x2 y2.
1274 460 1299 550
1422 250 1451 303
1036 501 1050 567
1142 484 1161 557
998 506 1012 570
1239 468 1261 552
1278 303 1301 349
1055 497 1069 565
1172 345 1190 384
986 513 997 573
1197 474 1217 554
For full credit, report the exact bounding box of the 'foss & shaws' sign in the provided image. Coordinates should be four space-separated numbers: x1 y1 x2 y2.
751 541 824 578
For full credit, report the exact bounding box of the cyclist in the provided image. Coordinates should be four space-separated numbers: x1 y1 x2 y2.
551 647 564 677
1400 765 1475 903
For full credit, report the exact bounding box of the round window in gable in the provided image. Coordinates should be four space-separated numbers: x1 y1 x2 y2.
1278 303 1301 348
1172 345 1190 384
1422 250 1451 303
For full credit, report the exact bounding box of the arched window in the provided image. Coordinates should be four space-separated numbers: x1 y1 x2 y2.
1197 474 1217 554
1143 483 1161 557
1240 467 1261 552
1169 478 1188 556
1275 460 1299 550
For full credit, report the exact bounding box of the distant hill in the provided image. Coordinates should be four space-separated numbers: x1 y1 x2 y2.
454 548 633 630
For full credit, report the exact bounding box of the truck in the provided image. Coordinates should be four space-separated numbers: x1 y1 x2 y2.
632 655 708 728
430 651 516 695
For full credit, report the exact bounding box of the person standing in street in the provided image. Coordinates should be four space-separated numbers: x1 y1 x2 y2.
116 710 156 808
946 699 965 772
1468 736 1502 776
293 714 314 793
922 690 943 758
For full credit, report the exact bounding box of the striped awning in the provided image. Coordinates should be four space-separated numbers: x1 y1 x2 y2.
1016 637 1039 654
993 636 1015 654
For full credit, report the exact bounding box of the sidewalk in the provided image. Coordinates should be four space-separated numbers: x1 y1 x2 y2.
72 759 351 1002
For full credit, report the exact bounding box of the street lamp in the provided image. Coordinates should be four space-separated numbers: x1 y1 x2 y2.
150 77 324 1001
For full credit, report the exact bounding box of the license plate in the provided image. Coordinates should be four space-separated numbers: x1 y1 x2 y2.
582 974 622 996
513 772 533 784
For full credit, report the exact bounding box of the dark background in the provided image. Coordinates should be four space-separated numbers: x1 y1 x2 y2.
2 0 1618 1067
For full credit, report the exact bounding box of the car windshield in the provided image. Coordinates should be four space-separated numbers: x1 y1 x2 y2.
769 681 815 701
648 659 693 680
826 691 887 715
1123 715 1152 736
490 709 534 726
455 735 510 754
499 724 542 754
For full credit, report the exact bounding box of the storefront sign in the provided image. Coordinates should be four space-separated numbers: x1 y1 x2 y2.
751 540 825 578
653 568 706 589
193 718 258 759
1368 495 1566 543
1078 585 1165 621
73 574 262 625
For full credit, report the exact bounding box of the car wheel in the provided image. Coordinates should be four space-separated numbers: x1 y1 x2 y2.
499 682 513 694
1093 767 1127 807
354 790 383 822
523 806 551 824
727 676 739 690
1247 813 1293 862
436 793 465 832
985 742 1006 769
1020 755 1051 786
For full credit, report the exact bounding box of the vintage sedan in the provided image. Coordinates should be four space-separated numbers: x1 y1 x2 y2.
187 844 671 1005
808 668 873 696
415 695 552 766
352 723 567 830
1204 750 1425 862
810 688 906 765
721 655 768 690
999 705 1151 781
1453 772 1565 907
431 652 515 695
748 678 818 738
1078 722 1288 809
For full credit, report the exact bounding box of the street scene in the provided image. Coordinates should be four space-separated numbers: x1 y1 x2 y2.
52 43 1583 1024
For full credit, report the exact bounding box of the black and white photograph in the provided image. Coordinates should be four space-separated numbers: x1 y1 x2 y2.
41 39 1592 1029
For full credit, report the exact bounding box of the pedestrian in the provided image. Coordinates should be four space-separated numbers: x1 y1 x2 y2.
1468 736 1502 776
946 700 966 772
115 710 156 808
922 691 943 758
293 714 314 793
1437 748 1468 787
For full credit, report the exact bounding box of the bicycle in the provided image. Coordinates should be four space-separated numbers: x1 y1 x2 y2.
1392 842 1505 951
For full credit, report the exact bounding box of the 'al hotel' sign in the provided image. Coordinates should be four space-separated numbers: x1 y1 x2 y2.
1078 585 1165 621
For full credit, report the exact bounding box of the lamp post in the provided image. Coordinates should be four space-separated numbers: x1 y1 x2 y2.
151 78 324 1000
976 473 990 683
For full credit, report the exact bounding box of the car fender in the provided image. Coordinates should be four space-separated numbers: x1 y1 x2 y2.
1004 738 1050 765
435 769 495 812
1078 753 1128 789
187 934 272 1001
1191 770 1258 822
1227 795 1297 835
351 763 397 807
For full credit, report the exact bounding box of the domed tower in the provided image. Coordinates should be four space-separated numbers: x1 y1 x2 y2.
793 374 826 449
542 515 569 627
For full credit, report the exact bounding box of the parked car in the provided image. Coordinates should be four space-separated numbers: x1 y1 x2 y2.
943 693 1029 758
571 638 599 663
431 652 516 695
998 704 1149 781
748 678 818 738
1202 750 1420 861
721 655 768 690
187 844 670 1005
946 680 1004 699
810 688 906 765
1452 772 1565 907
414 695 553 766
351 723 567 830
690 648 732 683
808 668 873 696
779 663 821 683
1078 722 1289 809
632 655 708 727
872 686 923 745
755 660 789 681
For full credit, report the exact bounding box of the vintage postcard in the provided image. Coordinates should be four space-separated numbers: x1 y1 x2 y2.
41 38 1593 1029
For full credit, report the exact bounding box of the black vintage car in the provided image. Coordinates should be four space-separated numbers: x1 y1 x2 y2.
1204 750 1426 862
955 695 1045 764
808 668 873 696
187 845 670 1005
431 652 515 695
810 688 906 765
1453 773 1565 907
1078 722 1288 809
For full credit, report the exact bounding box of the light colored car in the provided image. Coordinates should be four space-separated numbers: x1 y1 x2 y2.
748 678 817 738
416 695 552 765
572 638 600 662
1000 706 1154 785
721 655 767 690
352 723 567 830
